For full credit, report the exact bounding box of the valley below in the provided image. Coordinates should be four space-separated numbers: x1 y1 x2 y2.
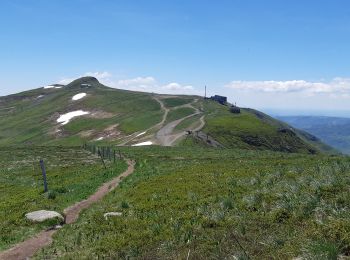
278 115 350 155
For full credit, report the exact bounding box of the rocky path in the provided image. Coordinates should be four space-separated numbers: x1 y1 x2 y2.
0 160 135 260
156 102 205 146
153 96 170 127
193 115 206 132
121 97 206 146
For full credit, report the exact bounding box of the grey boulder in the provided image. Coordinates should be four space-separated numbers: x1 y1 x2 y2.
25 210 64 223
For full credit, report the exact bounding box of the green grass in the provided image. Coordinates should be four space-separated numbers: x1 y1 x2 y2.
165 107 196 124
35 146 350 259
162 97 194 108
118 110 164 134
178 135 211 148
202 100 323 153
0 146 127 251
63 117 118 135
175 114 202 131
0 79 163 146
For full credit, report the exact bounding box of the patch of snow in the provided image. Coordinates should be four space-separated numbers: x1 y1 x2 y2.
37 95 44 99
72 93 87 101
44 85 62 89
57 110 90 125
132 141 153 146
136 131 146 137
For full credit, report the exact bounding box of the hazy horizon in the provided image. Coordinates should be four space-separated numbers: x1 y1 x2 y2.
264 109 350 118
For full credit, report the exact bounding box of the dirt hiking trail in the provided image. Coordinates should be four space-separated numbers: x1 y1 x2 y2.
120 96 205 146
156 100 205 146
0 159 135 260
119 96 169 145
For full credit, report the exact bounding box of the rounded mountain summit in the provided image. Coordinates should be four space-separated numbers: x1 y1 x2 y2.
66 76 101 89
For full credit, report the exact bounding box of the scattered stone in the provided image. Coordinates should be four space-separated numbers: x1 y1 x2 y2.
104 212 122 220
25 210 64 223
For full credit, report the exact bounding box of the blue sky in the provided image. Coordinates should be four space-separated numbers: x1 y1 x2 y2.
1 0 350 115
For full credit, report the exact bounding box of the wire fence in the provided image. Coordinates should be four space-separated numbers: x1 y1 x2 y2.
82 143 122 164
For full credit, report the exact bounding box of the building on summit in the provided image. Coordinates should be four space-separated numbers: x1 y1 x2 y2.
210 95 227 105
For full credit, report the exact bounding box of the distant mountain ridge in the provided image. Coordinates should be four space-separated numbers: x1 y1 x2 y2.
277 115 350 154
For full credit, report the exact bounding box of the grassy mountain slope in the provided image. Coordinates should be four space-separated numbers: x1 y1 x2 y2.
201 100 336 154
0 77 163 146
0 77 333 154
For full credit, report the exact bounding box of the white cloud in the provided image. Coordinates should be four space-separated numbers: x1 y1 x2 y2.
219 77 350 113
83 71 111 79
110 77 195 94
58 71 112 85
115 77 156 90
225 78 350 95
162 82 194 91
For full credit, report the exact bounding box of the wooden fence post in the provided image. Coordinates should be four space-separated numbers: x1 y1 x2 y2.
39 159 48 193
98 150 107 169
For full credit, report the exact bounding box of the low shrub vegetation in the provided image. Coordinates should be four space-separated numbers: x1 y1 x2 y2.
35 147 350 259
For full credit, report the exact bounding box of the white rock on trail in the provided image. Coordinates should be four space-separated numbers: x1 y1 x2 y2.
25 210 64 223
57 110 90 125
104 212 122 220
72 93 87 101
